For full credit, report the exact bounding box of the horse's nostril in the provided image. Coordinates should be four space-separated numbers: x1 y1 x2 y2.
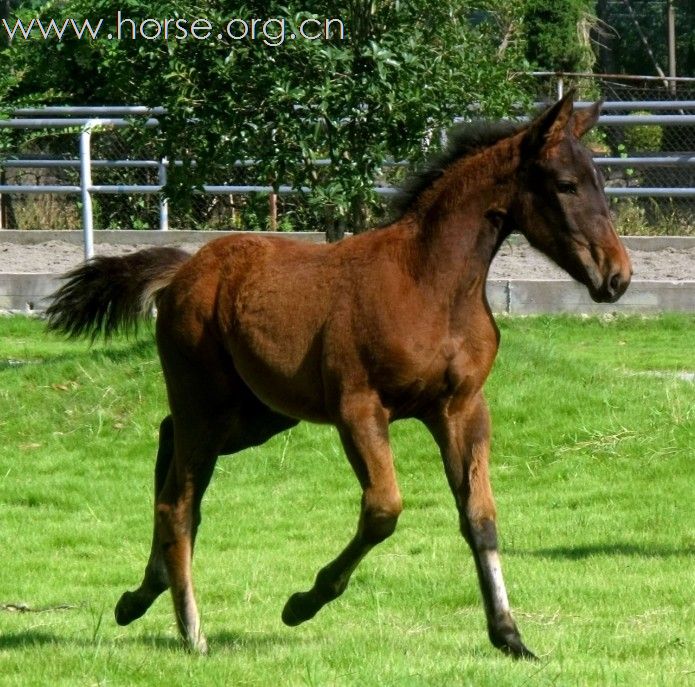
609 272 621 295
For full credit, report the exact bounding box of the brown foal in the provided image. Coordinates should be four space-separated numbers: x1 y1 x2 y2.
47 93 632 658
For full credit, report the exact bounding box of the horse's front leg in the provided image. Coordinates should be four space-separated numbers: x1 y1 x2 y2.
425 392 536 659
282 392 402 626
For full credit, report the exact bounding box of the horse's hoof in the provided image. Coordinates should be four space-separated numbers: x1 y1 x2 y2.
184 633 209 655
495 634 538 660
489 624 538 660
114 590 148 626
281 591 320 626
507 640 537 661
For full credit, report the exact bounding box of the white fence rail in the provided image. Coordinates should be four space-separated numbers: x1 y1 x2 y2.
2 103 695 257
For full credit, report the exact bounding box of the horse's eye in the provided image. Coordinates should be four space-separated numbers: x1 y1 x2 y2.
557 181 578 195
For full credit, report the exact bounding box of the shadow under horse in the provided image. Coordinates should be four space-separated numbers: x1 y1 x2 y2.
46 93 632 658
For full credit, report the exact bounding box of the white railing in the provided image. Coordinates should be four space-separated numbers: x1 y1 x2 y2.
2 102 695 257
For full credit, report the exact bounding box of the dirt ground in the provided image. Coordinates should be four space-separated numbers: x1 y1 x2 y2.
1 236 694 281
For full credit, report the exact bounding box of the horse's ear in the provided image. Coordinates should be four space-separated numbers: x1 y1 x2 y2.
572 100 602 138
523 89 576 155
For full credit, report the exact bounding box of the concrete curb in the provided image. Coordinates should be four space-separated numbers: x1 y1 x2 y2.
486 279 695 315
2 274 693 315
1 231 693 315
0 273 61 313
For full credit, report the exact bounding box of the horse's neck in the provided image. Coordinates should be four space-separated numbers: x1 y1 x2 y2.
415 141 518 267
413 177 515 292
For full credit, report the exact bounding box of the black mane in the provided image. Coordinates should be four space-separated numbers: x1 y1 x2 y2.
390 119 524 219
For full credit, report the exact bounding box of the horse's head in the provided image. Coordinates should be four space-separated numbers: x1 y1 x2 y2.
511 92 632 303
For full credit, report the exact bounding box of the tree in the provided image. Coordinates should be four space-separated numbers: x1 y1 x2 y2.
523 0 597 72
2 1 536 233
596 0 695 78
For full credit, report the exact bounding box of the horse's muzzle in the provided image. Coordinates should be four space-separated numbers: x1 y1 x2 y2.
590 267 632 303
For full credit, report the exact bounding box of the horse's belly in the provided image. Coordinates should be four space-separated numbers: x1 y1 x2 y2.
214 255 333 421
226 321 329 423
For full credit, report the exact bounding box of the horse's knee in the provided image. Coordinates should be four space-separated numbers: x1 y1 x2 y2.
363 493 402 545
156 501 190 544
155 502 175 542
460 515 498 553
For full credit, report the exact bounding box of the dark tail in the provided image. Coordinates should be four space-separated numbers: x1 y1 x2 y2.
46 246 190 339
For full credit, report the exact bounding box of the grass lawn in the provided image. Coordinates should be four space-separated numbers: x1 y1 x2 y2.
0 314 693 686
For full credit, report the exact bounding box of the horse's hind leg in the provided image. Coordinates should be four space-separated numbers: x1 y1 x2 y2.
116 369 298 652
115 415 174 626
282 392 402 626
156 429 218 654
159 401 298 653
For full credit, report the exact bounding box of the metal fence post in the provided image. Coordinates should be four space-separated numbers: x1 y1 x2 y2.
158 157 169 230
79 121 95 259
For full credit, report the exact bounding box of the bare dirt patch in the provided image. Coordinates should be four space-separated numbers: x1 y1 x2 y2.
1 235 694 281
491 242 695 281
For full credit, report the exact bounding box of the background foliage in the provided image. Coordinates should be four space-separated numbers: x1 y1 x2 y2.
2 1 537 232
4 1 692 233
524 0 596 72
595 0 695 78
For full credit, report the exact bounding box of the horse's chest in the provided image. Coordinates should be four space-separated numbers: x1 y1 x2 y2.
375 335 494 416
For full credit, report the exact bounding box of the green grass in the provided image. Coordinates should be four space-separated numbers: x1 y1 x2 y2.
0 314 693 686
